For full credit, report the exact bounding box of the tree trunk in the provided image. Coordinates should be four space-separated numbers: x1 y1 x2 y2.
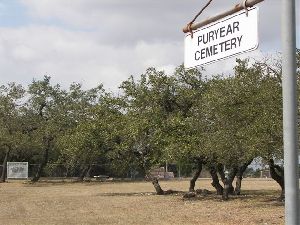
0 147 11 183
217 163 226 185
235 159 253 195
189 160 203 192
269 159 284 200
78 165 91 182
229 168 238 193
222 178 230 200
210 166 224 195
222 167 238 200
31 136 52 182
152 177 165 195
151 177 176 195
86 165 92 178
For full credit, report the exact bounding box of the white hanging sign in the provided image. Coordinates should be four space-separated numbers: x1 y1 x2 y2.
184 7 259 69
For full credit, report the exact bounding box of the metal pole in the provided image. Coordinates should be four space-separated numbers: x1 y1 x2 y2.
282 0 299 224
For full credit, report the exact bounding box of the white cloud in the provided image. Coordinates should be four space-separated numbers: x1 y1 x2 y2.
0 0 297 92
0 25 181 91
19 0 291 48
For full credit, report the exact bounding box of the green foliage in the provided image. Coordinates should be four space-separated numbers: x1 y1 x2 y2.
0 83 29 159
2 50 298 179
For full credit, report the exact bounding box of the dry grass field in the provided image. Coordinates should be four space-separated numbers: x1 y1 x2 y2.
0 178 284 225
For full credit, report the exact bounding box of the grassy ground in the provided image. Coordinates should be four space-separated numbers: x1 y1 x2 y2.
0 178 284 225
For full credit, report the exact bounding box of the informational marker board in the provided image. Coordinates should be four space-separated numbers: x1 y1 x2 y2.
184 7 258 69
7 162 28 179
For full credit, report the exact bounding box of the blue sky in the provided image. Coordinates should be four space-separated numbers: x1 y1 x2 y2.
0 0 32 27
0 1 21 25
0 0 299 92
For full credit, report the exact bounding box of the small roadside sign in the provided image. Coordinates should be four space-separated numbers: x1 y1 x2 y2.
184 7 258 69
7 162 28 179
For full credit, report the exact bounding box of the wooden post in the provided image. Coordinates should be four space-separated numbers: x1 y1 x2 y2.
182 0 264 32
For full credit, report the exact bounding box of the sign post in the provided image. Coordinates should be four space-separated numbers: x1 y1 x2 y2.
282 0 299 224
184 7 258 68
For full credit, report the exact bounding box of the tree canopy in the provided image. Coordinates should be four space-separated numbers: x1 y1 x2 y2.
1 51 299 200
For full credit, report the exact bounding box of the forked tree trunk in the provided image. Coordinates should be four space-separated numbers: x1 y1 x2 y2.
222 167 238 201
227 171 237 194
235 159 253 195
210 166 224 195
189 160 203 192
269 159 284 200
31 136 52 182
0 147 11 183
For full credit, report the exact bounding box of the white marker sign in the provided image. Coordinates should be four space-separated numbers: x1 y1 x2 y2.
184 7 258 69
7 162 28 179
